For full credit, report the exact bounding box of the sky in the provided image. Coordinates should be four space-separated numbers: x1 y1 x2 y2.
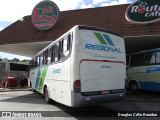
0 0 136 60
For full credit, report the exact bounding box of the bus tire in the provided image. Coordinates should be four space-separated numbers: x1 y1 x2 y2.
129 81 139 92
32 89 36 92
30 81 32 88
44 87 51 104
30 82 36 92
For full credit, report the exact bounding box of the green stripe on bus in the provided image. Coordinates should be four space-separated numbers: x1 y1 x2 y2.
94 33 107 45
38 66 48 91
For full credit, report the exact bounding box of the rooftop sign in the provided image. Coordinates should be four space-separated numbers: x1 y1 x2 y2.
125 0 160 24
32 0 60 30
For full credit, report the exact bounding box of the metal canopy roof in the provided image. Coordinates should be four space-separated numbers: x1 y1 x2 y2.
0 41 52 57
0 35 160 58
0 4 159 58
125 35 160 53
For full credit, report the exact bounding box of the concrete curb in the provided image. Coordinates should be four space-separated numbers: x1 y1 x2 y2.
0 88 32 92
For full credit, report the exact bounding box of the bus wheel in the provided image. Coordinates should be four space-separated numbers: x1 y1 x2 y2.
129 81 139 92
32 89 36 92
44 87 51 104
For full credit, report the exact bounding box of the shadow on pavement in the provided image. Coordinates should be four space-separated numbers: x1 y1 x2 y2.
0 91 46 104
0 90 160 119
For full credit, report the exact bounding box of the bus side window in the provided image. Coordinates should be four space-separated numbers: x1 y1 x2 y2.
61 34 71 58
59 38 65 60
145 52 156 65
55 42 59 62
44 50 48 64
126 55 130 67
58 41 62 61
156 51 160 64
40 53 43 65
37 56 40 66
51 45 55 63
63 36 68 52
10 63 28 71
30 59 34 68
42 51 46 64
130 54 144 67
29 61 31 69
34 58 37 67
67 34 71 50
32 59 34 68
48 48 51 64
61 39 64 53
38 55 41 66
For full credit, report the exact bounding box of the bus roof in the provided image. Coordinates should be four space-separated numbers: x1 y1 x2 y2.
33 25 123 58
78 25 123 38
127 48 160 56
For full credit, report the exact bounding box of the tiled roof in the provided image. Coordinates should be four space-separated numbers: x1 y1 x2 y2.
0 4 160 45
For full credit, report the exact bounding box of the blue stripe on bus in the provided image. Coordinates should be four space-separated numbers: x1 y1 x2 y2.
139 81 160 91
146 67 160 73
127 72 145 74
35 68 42 90
128 67 160 75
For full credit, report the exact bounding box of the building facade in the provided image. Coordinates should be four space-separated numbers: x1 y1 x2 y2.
0 4 160 56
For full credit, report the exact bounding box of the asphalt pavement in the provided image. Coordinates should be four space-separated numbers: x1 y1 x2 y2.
0 90 160 120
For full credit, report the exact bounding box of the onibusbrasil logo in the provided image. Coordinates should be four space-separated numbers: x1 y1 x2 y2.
85 33 121 53
125 0 160 24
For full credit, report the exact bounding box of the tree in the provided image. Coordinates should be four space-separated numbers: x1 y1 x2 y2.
12 58 19 62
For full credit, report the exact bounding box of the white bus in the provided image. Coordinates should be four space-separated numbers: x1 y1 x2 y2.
0 61 28 87
126 48 160 92
29 25 126 107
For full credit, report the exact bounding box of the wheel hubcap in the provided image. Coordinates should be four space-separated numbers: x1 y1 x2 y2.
132 84 137 91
